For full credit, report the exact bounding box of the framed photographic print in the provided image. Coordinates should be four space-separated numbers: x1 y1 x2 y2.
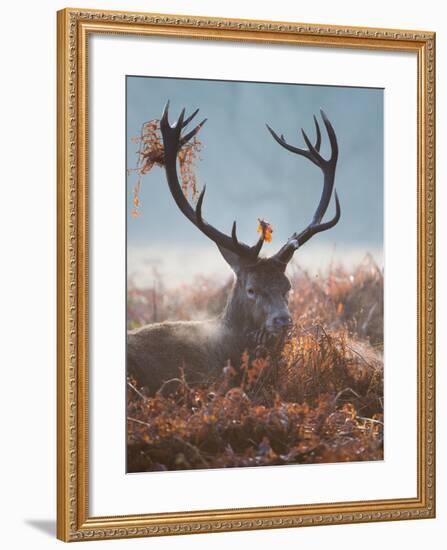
57 7 436 542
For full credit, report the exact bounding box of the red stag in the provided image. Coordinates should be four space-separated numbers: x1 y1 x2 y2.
127 103 340 394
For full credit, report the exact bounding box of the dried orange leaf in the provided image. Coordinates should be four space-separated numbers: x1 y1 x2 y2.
257 218 273 242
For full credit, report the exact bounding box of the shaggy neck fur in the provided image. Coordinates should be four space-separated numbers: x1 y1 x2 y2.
219 280 255 336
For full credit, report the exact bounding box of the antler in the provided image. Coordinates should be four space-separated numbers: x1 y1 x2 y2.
160 102 264 260
266 110 341 265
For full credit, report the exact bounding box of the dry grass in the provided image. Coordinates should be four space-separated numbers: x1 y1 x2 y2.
127 257 383 472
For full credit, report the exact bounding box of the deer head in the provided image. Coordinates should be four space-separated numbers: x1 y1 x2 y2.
159 103 340 339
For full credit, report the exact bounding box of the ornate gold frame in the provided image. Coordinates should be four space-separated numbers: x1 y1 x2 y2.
57 7 436 542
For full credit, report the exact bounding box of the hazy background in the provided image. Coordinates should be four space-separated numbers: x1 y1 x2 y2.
126 76 383 288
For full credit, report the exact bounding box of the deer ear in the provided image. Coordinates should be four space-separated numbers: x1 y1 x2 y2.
217 245 242 273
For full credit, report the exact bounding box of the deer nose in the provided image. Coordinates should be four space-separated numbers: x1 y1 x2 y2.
273 315 292 329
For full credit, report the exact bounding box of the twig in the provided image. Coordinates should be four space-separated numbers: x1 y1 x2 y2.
356 416 384 426
361 302 377 335
344 343 374 369
127 380 147 402
333 387 362 405
156 377 192 397
127 416 151 428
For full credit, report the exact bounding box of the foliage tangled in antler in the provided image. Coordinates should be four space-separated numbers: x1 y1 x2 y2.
129 119 202 217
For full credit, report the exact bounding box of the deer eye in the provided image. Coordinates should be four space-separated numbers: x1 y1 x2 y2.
246 287 256 298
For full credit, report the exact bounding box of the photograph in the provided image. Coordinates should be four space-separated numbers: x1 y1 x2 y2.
125 76 384 473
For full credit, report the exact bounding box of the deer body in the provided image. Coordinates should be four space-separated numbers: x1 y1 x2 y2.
127 104 340 395
128 320 235 393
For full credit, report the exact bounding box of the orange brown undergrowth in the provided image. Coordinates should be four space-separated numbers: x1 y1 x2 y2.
127 258 383 471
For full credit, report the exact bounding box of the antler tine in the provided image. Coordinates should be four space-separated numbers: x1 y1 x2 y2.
320 109 338 163
182 108 199 128
300 114 323 158
266 118 322 166
309 111 338 226
300 190 340 245
195 186 264 259
231 220 264 258
160 103 264 260
180 117 208 146
268 110 341 265
313 115 322 152
266 124 312 161
161 102 208 147
273 191 341 265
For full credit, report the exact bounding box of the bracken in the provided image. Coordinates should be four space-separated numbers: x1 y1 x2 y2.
127 258 384 472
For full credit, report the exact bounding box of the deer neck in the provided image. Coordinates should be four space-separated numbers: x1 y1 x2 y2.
220 281 256 337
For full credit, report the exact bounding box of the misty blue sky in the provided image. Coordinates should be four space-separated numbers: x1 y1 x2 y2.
126 76 383 287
